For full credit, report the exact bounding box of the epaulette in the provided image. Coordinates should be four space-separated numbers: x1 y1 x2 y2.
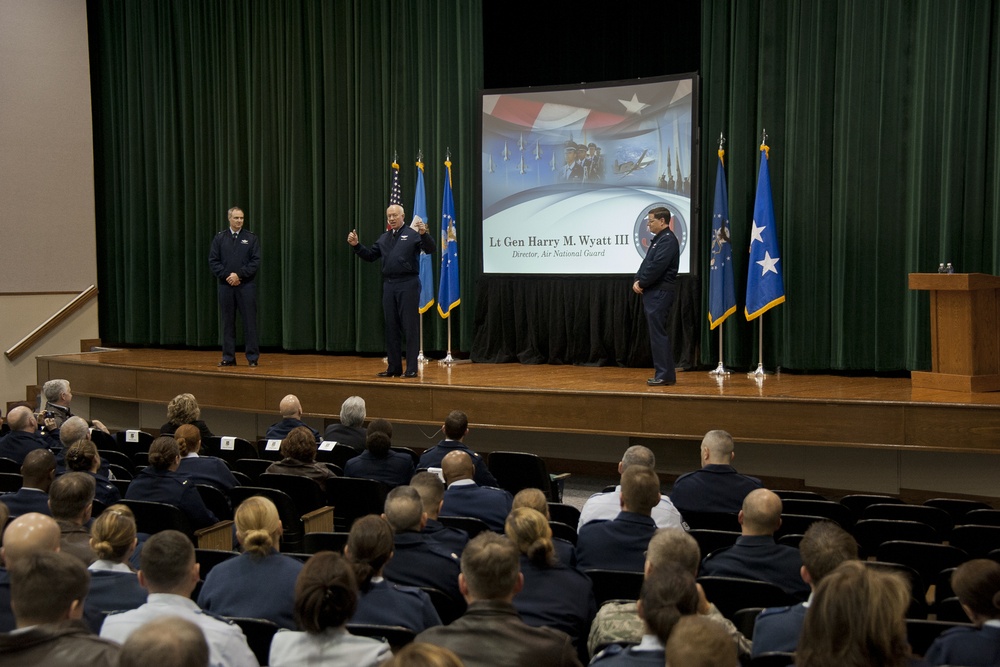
757 605 795 618
591 644 628 663
198 608 235 624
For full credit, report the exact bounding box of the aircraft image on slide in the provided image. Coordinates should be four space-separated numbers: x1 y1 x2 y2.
613 149 654 178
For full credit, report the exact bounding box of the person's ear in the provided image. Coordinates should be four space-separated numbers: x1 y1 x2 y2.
68 598 85 620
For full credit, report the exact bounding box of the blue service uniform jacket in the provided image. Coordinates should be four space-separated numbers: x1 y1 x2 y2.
635 227 678 291
441 482 513 533
352 225 435 279
125 467 219 528
0 430 49 464
198 551 303 629
353 578 442 632
669 464 763 514
924 624 1000 667
178 455 239 491
751 602 807 656
700 535 810 599
88 471 121 507
0 488 51 517
576 511 658 572
383 531 462 603
85 570 148 631
422 519 470 556
209 229 260 284
419 441 498 487
265 418 320 442
513 554 596 651
344 449 414 488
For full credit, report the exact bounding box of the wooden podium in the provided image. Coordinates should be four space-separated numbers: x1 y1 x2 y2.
909 273 1000 392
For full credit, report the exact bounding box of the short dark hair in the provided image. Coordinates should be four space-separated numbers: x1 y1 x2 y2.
48 471 95 520
281 426 318 462
9 551 89 624
799 521 857 583
119 616 209 667
366 431 391 458
620 466 660 514
383 486 423 532
294 551 358 633
367 418 393 439
410 472 445 515
461 532 520 600
21 448 56 486
444 410 468 440
649 206 671 223
140 530 195 590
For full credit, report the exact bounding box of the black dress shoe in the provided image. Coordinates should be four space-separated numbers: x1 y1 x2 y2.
218 360 236 367
647 378 676 386
402 370 418 378
376 371 401 377
248 360 258 367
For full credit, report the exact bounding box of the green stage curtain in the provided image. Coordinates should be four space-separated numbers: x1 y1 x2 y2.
89 0 482 353
700 0 1000 371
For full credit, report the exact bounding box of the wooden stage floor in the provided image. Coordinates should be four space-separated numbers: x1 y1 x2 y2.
37 349 1000 454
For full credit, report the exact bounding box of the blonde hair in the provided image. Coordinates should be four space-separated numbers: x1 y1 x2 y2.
235 496 281 557
166 393 200 425
89 504 137 563
174 423 201 457
511 488 550 518
504 507 555 567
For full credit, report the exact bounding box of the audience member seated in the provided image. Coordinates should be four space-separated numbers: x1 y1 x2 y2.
100 530 257 667
752 520 858 657
512 488 575 566
322 395 368 453
265 426 336 491
86 504 147 623
417 410 498 487
49 472 97 566
345 514 442 632
505 507 595 657
125 436 219 528
588 528 752 661
0 449 55 517
39 379 111 438
416 532 583 667
669 430 762 515
0 406 48 464
578 445 683 530
53 416 112 477
381 486 462 603
410 471 469 556
159 393 213 439
380 642 464 667
439 450 512 532
591 562 699 665
269 551 391 667
0 551 120 665
65 439 121 507
118 616 210 667
265 394 321 442
700 488 810 599
665 615 738 667
174 424 238 492
344 429 414 488
924 559 1000 667
796 560 917 667
198 495 302 628
576 466 661 572
0 512 62 632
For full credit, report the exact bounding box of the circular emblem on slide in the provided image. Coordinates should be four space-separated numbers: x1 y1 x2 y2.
634 203 688 258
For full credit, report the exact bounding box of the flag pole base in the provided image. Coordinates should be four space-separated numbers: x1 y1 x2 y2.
418 351 427 363
747 363 769 379
438 353 471 366
708 362 730 377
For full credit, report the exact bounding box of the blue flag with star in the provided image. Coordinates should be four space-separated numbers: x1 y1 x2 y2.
437 159 460 318
745 144 785 320
708 150 736 328
412 159 435 314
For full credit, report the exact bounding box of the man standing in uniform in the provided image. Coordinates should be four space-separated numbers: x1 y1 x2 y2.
633 206 679 386
208 205 260 367
348 204 435 378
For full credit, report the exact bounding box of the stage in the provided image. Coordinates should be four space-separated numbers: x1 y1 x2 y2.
35 349 1000 455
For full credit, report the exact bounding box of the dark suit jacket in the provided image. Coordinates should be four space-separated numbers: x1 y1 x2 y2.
383 531 462 602
699 535 810 599
513 555 596 651
441 481 513 532
344 449 414 488
0 487 51 517
418 440 497 487
0 430 49 465
265 418 320 442
669 464 763 514
925 624 1000 667
575 512 658 572
125 467 218 528
321 423 367 452
353 579 442 633
177 455 238 491
751 602 807 656
415 600 582 667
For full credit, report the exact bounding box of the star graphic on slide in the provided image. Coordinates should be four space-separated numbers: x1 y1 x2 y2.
757 251 780 276
619 93 649 114
750 220 766 245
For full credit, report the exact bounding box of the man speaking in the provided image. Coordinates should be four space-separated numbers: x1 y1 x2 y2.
348 204 435 378
208 205 260 367
633 206 679 386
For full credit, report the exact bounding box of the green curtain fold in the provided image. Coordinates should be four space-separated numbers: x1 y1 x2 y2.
90 0 483 354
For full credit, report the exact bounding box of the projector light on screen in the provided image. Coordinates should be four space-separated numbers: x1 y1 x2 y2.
481 74 698 275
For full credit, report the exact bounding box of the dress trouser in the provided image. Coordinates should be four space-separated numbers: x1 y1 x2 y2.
218 281 259 362
642 285 676 382
382 276 421 374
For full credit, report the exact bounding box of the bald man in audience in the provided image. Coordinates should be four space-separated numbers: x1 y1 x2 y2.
382 486 463 604
588 528 752 660
0 512 62 632
578 445 683 529
576 466 662 572
751 520 858 656
669 430 762 515
264 394 320 442
0 449 56 517
410 471 470 555
119 616 210 667
700 488 810 599
48 472 97 566
0 406 47 464
439 450 513 532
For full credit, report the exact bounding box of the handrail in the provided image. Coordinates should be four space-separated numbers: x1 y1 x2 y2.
5 285 99 361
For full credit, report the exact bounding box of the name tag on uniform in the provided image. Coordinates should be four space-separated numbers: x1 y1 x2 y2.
265 439 282 451
318 441 336 451
221 437 236 451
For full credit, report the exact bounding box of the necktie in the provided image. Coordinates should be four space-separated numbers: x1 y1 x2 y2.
232 233 238 242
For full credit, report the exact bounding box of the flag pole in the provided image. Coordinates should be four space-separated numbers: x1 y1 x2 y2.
749 317 766 378
708 324 729 376
708 131 731 378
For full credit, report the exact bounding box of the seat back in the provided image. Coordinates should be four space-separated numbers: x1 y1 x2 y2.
586 569 645 607
197 484 233 520
852 519 940 558
949 525 1000 558
779 499 853 528
438 515 490 539
346 624 415 650
875 540 969 587
775 514 828 539
863 561 928 618
681 510 740 532
315 442 358 469
226 617 279 666
862 503 953 538
257 473 327 514
114 429 154 454
121 499 196 538
732 607 765 640
0 457 20 474
549 520 577 545
548 502 581 527
696 576 799 621
202 436 257 465
924 497 992 524
257 438 284 461
963 509 1000 527
228 486 305 548
89 429 118 453
906 619 974 657
325 477 388 531
107 462 133 481
839 494 903 521
195 548 238 579
773 490 828 501
688 529 740 557
487 451 557 501
302 531 350 554
232 458 274 482
390 446 419 466
420 587 466 625
0 472 23 493
750 652 795 667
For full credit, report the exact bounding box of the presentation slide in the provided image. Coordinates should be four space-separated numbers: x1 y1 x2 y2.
481 75 697 275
